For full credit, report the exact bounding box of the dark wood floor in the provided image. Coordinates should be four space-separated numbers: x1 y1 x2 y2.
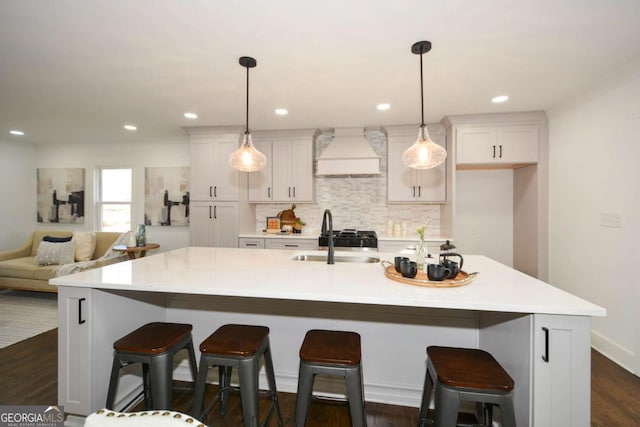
1 328 639 426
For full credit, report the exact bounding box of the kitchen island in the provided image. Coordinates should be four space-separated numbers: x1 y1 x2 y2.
52 247 605 426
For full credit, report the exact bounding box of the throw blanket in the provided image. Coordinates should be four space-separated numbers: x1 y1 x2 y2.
53 231 132 277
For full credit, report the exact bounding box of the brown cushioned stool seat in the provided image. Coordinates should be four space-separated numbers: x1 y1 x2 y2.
106 322 198 411
295 330 366 427
419 346 516 427
192 324 283 427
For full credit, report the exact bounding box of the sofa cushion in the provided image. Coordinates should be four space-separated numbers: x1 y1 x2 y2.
35 241 76 266
30 231 73 256
72 231 97 261
0 257 57 280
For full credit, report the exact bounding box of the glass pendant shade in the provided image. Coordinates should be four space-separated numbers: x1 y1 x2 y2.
228 132 267 172
402 125 447 169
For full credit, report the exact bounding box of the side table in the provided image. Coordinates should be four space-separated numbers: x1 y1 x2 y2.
112 243 160 260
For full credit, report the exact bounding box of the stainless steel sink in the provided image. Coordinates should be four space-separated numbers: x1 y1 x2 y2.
291 254 380 263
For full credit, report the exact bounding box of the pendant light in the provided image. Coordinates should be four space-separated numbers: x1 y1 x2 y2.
402 41 447 169
228 56 267 172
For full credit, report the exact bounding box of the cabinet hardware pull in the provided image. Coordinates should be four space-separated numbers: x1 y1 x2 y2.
78 297 86 325
413 186 416 197
499 145 503 158
214 205 217 219
209 206 212 219
284 244 298 247
209 186 212 198
246 243 258 247
214 186 217 197
293 187 296 198
542 327 549 362
268 187 271 198
418 186 421 197
288 187 291 198
492 145 496 158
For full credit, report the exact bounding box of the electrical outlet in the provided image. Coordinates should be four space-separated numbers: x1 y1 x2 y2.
600 212 622 228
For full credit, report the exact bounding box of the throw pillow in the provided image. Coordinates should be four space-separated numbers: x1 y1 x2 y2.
35 241 76 266
43 235 73 243
72 231 97 262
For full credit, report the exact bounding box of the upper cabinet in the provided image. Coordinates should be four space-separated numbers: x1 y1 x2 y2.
248 129 317 203
456 125 539 167
386 124 447 203
189 129 242 201
443 112 546 169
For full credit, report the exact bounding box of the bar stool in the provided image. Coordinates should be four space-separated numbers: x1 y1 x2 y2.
106 322 198 411
192 324 283 427
295 329 366 427
418 346 516 427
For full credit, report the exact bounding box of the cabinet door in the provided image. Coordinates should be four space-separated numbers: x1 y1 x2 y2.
190 202 215 247
211 138 240 200
239 238 265 249
58 287 92 414
456 128 497 164
272 141 293 201
265 238 318 250
190 138 215 200
533 314 591 427
498 126 539 163
289 140 314 202
248 140 273 202
211 202 239 248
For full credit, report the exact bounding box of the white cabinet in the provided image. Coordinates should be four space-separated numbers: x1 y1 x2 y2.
248 130 316 203
238 237 265 249
190 201 239 248
533 314 591 427
386 124 447 203
190 135 240 201
456 125 539 166
265 238 318 250
58 287 92 415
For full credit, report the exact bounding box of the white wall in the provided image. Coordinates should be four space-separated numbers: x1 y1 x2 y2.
0 140 36 250
455 169 514 266
548 61 640 374
34 138 191 253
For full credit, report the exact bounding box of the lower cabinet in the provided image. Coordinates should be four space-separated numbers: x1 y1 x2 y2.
58 287 167 417
238 238 265 249
190 202 238 248
533 314 591 427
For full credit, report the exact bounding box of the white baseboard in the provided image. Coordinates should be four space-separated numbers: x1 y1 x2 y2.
591 330 637 375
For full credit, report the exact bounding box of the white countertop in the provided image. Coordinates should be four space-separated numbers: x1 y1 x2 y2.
51 247 605 317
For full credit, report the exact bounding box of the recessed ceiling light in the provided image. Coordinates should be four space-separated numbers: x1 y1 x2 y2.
377 103 391 111
492 95 509 104
9 130 25 136
275 108 288 116
184 112 198 119
124 125 137 131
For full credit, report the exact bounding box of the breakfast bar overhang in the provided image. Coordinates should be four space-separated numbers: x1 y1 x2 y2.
52 247 606 427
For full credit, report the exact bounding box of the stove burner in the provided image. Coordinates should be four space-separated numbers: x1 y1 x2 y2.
319 229 378 250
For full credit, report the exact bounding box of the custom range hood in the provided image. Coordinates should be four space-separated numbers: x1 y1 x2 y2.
316 127 383 176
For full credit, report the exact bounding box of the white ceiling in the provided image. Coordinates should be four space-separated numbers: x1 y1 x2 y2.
1 0 639 145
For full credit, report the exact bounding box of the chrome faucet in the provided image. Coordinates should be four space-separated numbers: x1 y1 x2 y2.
321 209 335 264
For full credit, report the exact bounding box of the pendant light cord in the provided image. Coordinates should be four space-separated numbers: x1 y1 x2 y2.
419 51 425 128
245 64 250 135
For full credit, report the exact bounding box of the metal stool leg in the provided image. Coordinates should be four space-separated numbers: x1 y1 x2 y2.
238 357 260 427
263 342 284 426
433 384 460 427
418 366 434 426
105 353 122 410
498 395 517 427
295 361 315 427
345 365 367 427
186 339 198 382
148 352 173 410
192 353 210 419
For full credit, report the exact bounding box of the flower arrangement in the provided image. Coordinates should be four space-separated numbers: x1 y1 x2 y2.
415 224 427 266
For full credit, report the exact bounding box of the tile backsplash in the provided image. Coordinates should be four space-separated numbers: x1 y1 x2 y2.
254 130 441 238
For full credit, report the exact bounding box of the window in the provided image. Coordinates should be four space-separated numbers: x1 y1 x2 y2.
97 168 132 232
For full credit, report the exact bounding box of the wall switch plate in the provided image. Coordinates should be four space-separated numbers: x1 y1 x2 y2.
600 212 622 228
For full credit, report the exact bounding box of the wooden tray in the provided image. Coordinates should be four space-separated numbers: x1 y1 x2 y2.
381 261 478 288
